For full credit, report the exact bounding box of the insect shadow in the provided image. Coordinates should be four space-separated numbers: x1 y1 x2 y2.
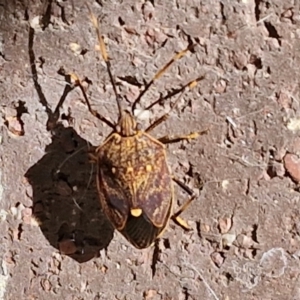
25 26 114 263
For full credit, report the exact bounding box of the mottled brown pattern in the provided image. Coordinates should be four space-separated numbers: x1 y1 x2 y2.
96 129 173 248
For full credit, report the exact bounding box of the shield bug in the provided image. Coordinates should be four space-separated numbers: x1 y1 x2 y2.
71 4 206 249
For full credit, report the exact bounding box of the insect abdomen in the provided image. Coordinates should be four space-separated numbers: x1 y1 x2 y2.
121 207 170 249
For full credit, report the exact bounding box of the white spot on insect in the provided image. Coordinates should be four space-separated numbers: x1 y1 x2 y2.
131 208 142 217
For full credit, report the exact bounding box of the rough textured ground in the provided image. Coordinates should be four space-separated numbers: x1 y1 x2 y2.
1 0 300 299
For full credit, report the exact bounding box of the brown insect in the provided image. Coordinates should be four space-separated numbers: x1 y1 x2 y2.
71 4 206 249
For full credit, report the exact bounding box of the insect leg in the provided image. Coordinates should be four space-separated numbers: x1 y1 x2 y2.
132 44 196 113
47 80 75 130
145 76 204 133
158 129 208 144
171 177 202 230
70 73 115 129
57 4 118 129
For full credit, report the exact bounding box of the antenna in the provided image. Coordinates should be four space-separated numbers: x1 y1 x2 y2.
131 43 195 114
86 2 123 117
